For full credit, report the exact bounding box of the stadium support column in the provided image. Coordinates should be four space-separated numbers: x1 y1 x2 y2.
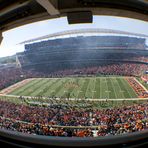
36 0 60 15
16 55 22 68
0 30 3 45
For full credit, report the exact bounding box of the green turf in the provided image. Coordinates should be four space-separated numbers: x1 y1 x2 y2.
8 77 139 99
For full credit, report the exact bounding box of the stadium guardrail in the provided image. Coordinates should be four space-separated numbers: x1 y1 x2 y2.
0 128 148 147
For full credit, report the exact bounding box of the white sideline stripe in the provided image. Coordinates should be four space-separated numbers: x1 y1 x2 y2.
134 78 148 92
0 94 148 101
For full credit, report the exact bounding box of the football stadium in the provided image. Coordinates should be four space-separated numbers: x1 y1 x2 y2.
0 0 148 147
0 28 148 139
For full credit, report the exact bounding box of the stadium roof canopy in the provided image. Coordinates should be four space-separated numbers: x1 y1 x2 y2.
0 0 148 32
0 0 147 44
19 28 148 44
0 0 148 44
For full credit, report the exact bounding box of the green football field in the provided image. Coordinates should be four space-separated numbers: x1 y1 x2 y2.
8 77 138 99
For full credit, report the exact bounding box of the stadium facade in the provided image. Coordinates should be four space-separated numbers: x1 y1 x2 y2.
17 33 148 74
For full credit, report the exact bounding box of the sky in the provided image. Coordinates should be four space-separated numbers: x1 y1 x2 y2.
0 15 148 57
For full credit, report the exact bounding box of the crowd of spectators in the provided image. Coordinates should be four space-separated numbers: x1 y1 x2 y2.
141 75 148 83
0 100 148 137
126 78 148 98
52 63 147 77
0 67 45 90
0 68 22 90
134 56 148 63
0 101 58 124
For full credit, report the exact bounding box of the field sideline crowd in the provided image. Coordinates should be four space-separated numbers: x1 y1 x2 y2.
126 78 148 98
0 100 148 137
51 63 147 77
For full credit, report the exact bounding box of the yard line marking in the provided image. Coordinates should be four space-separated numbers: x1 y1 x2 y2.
77 79 86 98
100 78 102 98
105 78 109 99
115 78 125 98
99 78 101 99
120 79 133 98
92 78 96 99
85 78 92 98
110 78 117 99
